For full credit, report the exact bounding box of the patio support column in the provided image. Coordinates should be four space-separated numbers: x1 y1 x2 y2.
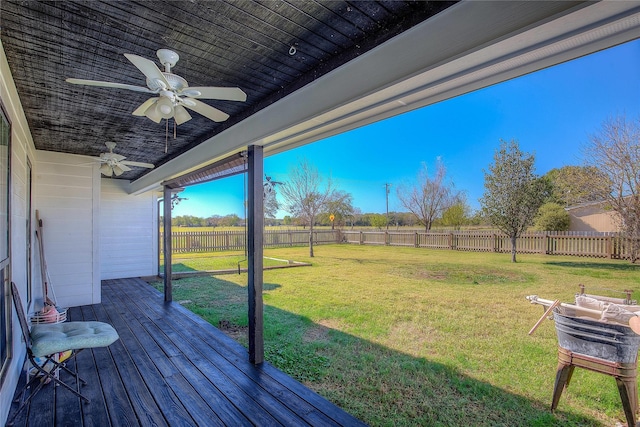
163 185 172 302
247 145 264 364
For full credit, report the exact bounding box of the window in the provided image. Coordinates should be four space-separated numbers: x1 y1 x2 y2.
0 104 11 383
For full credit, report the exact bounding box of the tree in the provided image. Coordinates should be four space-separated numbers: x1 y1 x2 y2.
534 202 570 231
480 139 548 262
543 165 608 206
348 207 362 228
370 213 387 229
219 214 241 227
279 158 335 257
440 194 471 230
397 159 458 231
324 190 354 229
263 175 282 219
172 215 206 227
583 115 640 262
264 184 280 219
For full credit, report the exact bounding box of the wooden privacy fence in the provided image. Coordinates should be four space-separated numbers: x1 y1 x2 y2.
161 229 636 260
160 230 340 253
341 230 635 260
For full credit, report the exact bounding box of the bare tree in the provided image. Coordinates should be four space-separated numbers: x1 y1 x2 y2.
480 140 547 262
279 158 335 257
584 115 640 262
397 159 457 231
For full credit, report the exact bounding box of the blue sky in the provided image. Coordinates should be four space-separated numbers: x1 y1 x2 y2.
172 39 640 218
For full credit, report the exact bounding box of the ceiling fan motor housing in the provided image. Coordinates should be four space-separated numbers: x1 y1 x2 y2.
146 73 188 92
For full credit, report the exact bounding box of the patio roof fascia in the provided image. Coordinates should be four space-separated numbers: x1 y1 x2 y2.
161 151 247 189
129 0 640 196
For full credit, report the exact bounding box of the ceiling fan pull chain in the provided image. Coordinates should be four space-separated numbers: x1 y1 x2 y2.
165 119 169 153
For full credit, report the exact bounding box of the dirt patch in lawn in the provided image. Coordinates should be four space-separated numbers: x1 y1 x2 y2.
390 265 531 285
218 319 248 341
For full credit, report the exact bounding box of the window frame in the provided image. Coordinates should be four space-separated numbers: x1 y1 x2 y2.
0 100 12 386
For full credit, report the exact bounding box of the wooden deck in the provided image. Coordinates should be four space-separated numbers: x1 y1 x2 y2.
8 278 367 426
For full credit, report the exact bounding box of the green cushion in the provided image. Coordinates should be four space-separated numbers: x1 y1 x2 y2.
30 321 119 357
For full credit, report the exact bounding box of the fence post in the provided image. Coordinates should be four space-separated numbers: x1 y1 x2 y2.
449 233 454 250
415 232 419 248
493 234 498 252
359 231 363 245
385 231 389 246
545 234 550 255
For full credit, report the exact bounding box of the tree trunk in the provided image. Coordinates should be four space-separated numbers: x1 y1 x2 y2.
309 224 314 257
511 235 517 263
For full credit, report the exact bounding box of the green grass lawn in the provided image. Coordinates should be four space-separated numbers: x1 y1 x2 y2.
151 244 640 426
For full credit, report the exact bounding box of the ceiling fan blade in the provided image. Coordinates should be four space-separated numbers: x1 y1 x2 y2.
80 155 105 162
124 54 170 88
178 97 197 107
121 160 155 169
132 98 158 116
184 99 230 122
117 163 132 172
100 164 113 177
66 78 154 94
174 105 192 125
187 87 247 102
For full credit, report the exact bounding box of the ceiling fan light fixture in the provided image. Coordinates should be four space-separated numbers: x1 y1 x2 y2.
145 100 163 123
100 163 112 176
174 105 192 124
156 97 174 118
113 164 125 176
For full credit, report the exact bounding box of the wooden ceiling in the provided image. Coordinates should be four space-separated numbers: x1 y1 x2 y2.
0 0 454 180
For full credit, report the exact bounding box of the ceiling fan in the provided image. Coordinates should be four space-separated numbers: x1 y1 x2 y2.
89 142 155 177
66 49 247 124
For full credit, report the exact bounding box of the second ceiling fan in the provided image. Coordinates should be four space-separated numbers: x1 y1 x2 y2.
67 49 247 124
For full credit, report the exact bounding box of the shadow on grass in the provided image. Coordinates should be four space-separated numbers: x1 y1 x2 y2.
544 260 638 271
159 275 603 427
171 262 199 273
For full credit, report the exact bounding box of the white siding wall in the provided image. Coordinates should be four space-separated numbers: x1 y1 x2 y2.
34 150 100 308
100 179 157 280
1 38 163 426
0 40 38 425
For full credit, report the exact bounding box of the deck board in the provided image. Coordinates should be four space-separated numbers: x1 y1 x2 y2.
7 278 367 426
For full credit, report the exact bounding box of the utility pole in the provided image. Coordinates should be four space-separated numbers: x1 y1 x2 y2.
384 183 392 230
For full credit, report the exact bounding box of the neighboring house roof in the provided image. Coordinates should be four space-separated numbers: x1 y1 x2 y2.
565 200 610 211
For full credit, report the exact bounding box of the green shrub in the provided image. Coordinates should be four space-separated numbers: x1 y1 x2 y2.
534 202 570 231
